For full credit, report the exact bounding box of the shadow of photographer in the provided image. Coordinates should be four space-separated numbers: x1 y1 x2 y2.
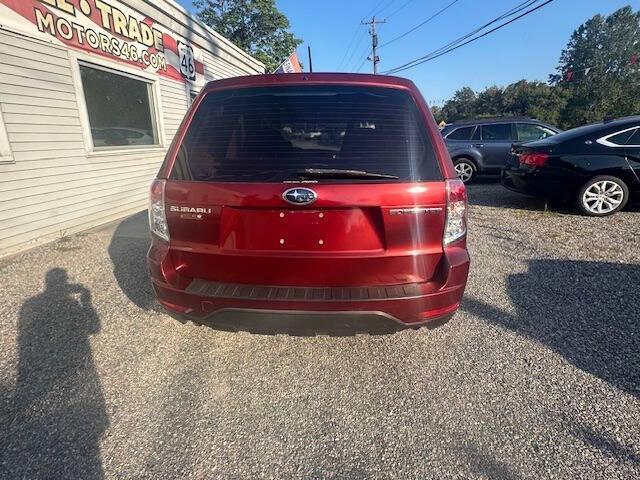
1 268 108 479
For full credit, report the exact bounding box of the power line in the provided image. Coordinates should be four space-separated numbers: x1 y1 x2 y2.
338 0 397 71
344 0 397 73
387 0 540 62
384 0 554 75
337 23 366 71
365 0 388 18
381 0 539 50
385 0 418 19
380 0 462 49
406 0 538 59
385 2 545 75
385 0 549 74
340 0 446 72
344 30 369 71
356 49 372 72
376 0 400 17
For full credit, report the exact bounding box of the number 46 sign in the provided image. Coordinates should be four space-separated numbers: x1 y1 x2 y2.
178 41 196 81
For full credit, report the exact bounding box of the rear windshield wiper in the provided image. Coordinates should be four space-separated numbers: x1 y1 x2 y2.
297 168 399 180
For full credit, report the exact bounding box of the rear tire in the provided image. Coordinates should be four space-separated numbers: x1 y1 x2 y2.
453 158 476 184
577 175 629 216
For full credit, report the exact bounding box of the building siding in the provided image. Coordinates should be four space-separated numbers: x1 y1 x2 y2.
159 78 189 144
0 1 263 257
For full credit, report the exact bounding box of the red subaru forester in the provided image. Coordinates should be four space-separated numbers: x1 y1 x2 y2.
148 73 469 329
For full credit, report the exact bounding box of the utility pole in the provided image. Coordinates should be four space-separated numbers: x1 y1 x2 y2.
361 16 385 74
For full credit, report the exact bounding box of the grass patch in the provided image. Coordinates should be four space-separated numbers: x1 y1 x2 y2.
56 231 84 251
55 245 83 252
547 232 569 243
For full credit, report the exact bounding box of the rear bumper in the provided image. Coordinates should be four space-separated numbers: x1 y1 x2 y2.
500 166 575 201
148 244 469 326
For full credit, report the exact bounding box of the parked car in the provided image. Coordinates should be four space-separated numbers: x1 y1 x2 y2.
441 118 561 183
501 116 640 216
147 73 470 328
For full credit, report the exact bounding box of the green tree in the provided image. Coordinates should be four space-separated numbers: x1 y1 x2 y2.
474 86 505 118
437 81 568 125
194 0 302 72
430 105 443 123
502 80 568 126
440 87 478 122
550 6 640 128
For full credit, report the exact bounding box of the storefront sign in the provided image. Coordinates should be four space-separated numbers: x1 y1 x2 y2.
0 0 206 83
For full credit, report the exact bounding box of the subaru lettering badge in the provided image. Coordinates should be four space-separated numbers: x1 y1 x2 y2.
282 187 317 205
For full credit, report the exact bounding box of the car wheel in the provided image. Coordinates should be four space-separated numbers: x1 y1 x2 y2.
453 158 475 184
577 176 629 216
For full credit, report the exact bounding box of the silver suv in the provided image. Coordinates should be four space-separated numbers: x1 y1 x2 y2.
441 118 561 183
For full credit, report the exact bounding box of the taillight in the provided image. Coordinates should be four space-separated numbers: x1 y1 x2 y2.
519 153 549 167
149 179 169 241
444 178 467 246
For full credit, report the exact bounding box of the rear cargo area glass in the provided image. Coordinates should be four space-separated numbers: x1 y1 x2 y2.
170 85 441 182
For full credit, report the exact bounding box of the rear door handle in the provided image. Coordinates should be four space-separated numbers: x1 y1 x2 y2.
473 143 484 148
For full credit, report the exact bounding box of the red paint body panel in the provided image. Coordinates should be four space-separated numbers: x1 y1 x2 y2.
148 74 469 326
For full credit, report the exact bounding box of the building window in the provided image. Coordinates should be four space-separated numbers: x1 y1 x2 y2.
0 109 13 164
79 64 159 149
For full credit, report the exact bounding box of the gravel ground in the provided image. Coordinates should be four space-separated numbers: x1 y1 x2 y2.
0 182 639 479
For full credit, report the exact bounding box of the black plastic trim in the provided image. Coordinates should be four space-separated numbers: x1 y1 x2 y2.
186 279 426 302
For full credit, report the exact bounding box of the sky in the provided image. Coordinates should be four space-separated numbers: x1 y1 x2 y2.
176 0 635 105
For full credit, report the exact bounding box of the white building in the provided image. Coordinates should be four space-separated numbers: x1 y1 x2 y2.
0 0 263 257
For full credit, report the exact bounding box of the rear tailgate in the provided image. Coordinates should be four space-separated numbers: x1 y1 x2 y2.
161 82 449 288
165 181 446 287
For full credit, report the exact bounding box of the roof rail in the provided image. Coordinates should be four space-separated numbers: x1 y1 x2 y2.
450 116 537 125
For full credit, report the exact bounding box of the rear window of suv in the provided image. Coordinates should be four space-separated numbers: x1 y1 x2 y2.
170 85 441 182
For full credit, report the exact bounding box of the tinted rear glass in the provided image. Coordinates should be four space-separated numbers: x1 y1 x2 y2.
607 130 636 145
170 85 441 182
626 129 640 145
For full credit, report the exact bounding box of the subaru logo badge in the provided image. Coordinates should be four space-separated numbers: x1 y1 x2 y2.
282 187 317 206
